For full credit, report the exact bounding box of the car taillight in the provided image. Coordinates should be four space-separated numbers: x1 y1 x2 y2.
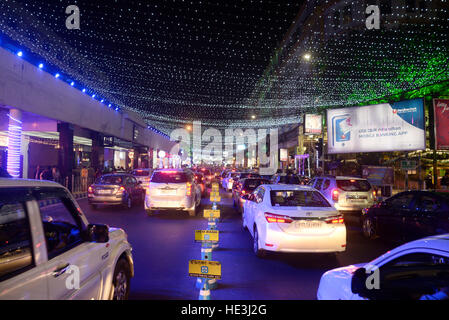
116 186 125 194
241 190 246 195
264 212 293 224
332 189 339 201
326 216 344 224
186 182 192 196
88 186 93 193
372 190 376 198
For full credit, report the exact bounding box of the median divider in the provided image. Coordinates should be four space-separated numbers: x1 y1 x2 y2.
189 182 222 300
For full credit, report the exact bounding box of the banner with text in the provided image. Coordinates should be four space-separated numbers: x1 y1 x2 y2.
327 99 425 154
433 99 449 150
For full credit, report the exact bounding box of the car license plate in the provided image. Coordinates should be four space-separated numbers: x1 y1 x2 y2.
297 221 321 229
161 189 176 195
97 189 111 195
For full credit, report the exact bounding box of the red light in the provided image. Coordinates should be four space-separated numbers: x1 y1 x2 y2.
241 190 246 195
88 186 93 193
326 216 344 224
264 212 293 224
162 170 177 174
186 182 192 196
332 189 339 201
265 243 274 247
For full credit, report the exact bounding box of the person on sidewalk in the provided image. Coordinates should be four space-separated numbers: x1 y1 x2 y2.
441 172 449 190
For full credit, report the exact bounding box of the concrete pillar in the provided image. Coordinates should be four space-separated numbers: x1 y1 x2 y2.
58 123 74 190
90 131 104 171
7 108 22 178
132 148 140 169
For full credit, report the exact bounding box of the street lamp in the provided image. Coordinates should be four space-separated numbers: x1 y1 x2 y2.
303 53 311 61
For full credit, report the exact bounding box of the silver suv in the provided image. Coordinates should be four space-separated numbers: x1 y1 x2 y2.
145 169 201 216
309 176 375 215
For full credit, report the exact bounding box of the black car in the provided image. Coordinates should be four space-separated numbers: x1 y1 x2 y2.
232 177 270 213
361 190 449 242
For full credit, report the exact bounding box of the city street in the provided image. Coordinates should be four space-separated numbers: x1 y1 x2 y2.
80 187 395 300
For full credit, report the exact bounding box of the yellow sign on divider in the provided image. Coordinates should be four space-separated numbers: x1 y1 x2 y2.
195 230 219 243
210 191 221 202
203 209 220 219
189 260 221 279
211 183 219 191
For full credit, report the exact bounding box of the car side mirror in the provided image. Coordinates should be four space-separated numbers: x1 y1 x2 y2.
351 268 369 297
86 224 109 243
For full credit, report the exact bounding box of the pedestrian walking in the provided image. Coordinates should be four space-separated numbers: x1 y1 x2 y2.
441 172 449 190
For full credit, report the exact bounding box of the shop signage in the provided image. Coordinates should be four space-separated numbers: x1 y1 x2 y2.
433 99 449 150
304 114 322 135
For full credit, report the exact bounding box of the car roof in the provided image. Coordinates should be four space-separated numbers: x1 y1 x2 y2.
154 168 185 172
371 233 449 265
259 184 315 191
0 178 64 188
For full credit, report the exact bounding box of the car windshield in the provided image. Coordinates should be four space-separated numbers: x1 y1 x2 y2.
132 170 150 176
337 179 371 191
270 190 331 207
151 171 188 183
243 179 270 191
96 175 123 185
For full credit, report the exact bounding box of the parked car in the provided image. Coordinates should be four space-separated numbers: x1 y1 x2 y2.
145 168 201 216
242 184 346 257
131 168 153 186
317 233 449 300
361 190 449 242
233 178 270 213
88 174 145 210
309 176 375 218
0 178 134 300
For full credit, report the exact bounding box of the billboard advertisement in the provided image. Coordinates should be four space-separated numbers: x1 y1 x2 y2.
304 114 322 135
361 166 394 186
433 99 449 150
327 99 425 154
280 149 288 161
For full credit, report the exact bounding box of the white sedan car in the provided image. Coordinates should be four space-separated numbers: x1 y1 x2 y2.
242 184 346 257
0 178 134 300
317 233 449 300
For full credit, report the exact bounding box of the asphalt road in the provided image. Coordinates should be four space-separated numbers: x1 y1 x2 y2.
78 186 397 300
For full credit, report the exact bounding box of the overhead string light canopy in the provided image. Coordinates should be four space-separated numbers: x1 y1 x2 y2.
0 0 447 136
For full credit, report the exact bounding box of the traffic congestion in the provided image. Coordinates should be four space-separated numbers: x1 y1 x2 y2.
1 165 449 300
0 0 448 305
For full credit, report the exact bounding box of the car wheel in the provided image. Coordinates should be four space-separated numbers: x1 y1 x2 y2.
188 208 196 216
253 227 266 258
124 195 132 209
362 217 377 239
145 209 153 216
112 259 131 300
